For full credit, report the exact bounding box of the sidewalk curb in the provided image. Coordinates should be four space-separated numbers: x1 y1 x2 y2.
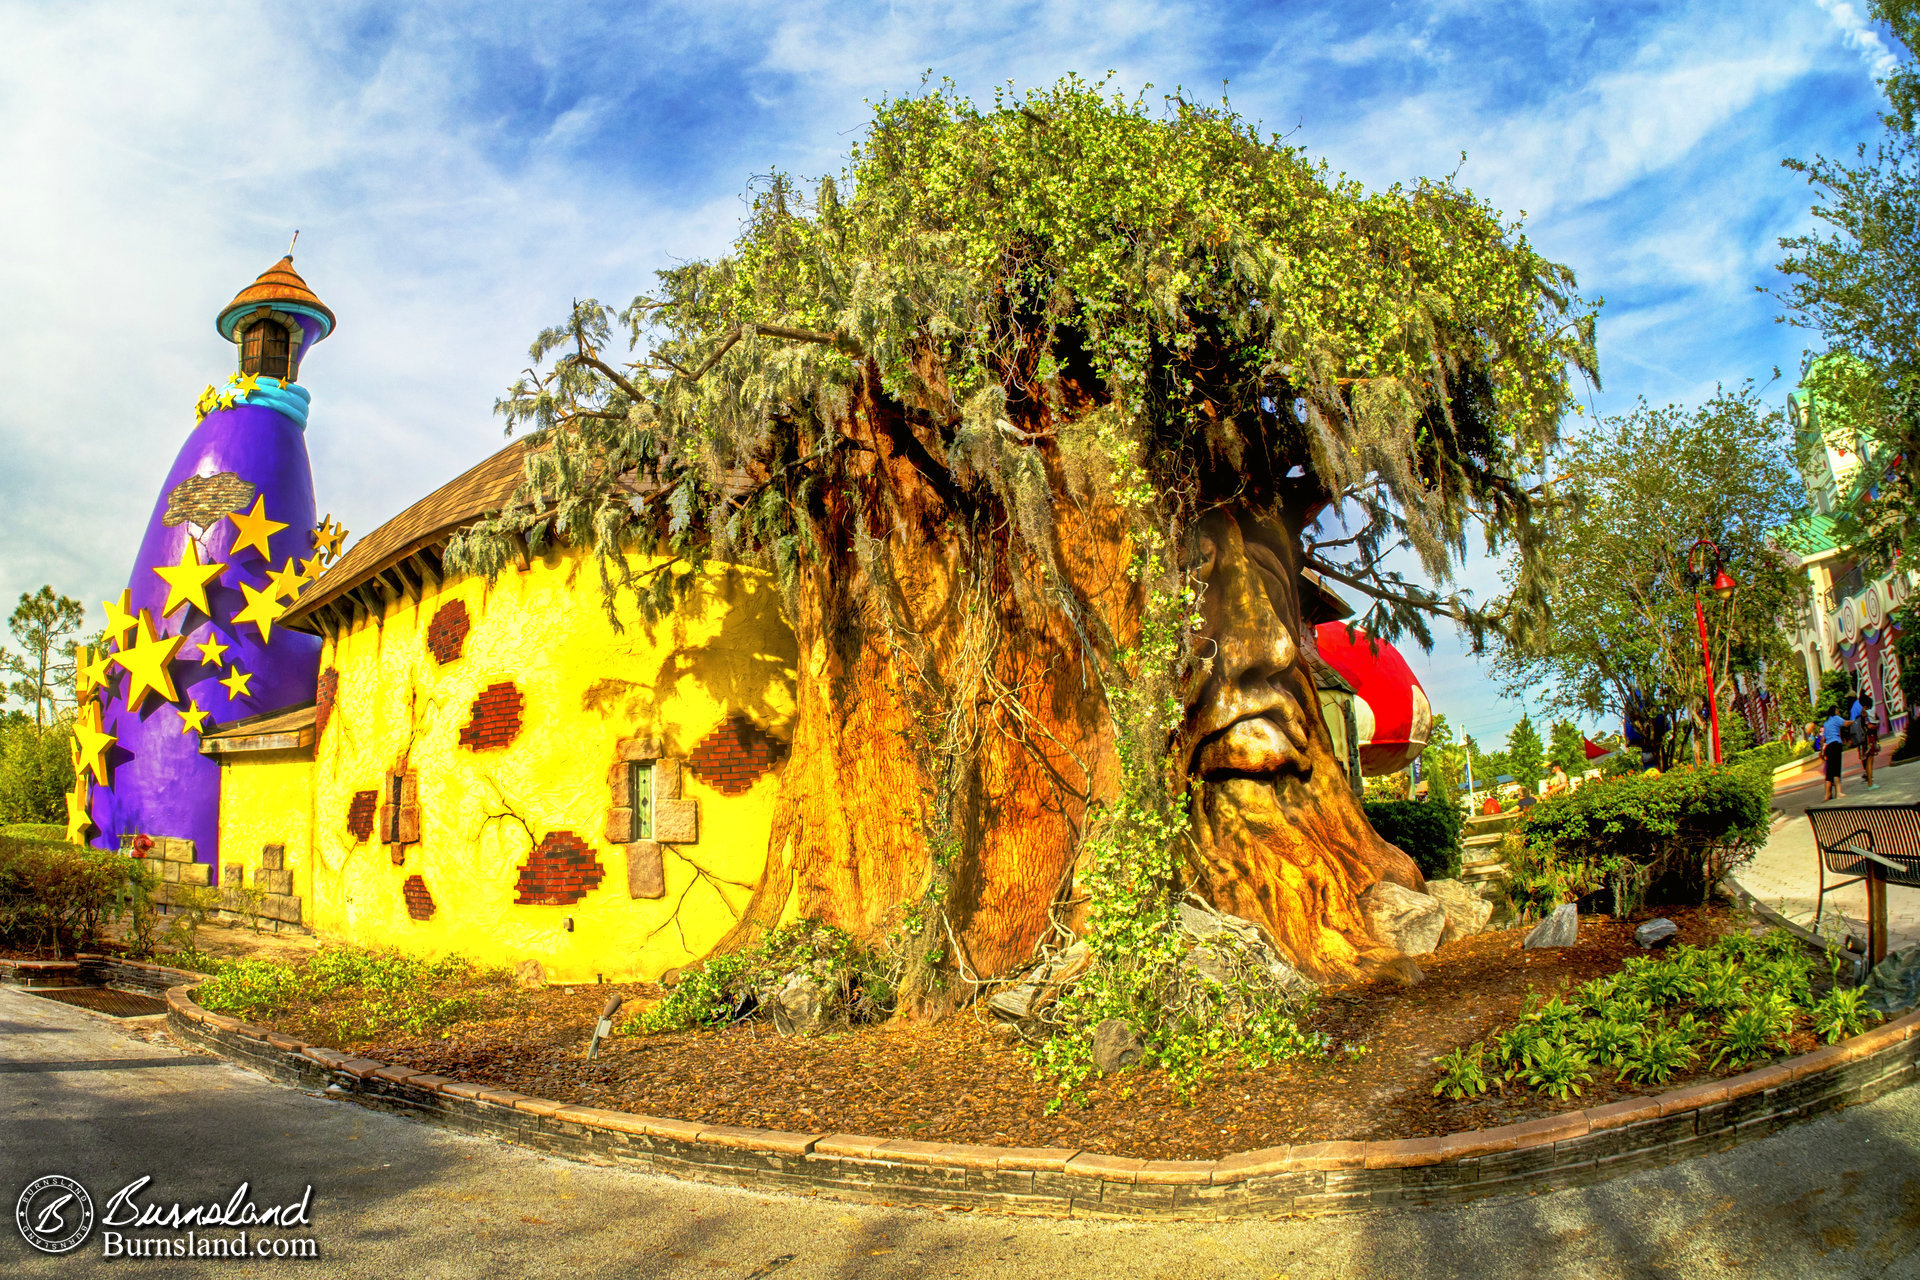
155 978 1920 1219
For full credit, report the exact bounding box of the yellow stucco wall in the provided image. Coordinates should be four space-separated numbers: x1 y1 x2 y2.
217 750 315 911
296 550 797 982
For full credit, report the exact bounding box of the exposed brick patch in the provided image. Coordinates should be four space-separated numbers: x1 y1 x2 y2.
403 875 436 920
460 682 524 751
346 790 378 842
688 715 788 796
427 600 471 665
514 831 605 905
315 667 338 740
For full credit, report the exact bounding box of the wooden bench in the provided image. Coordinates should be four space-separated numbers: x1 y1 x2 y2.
1806 803 1920 964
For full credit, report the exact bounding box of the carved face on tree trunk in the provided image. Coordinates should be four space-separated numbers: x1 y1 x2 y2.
1182 507 1424 981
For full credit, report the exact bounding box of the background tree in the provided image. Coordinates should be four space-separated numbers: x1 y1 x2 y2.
1 587 84 728
1504 714 1546 790
1547 718 1587 773
0 712 75 826
451 80 1595 989
1774 3 1920 576
1417 713 1466 808
1494 386 1805 769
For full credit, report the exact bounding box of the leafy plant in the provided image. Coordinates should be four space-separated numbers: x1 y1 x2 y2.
627 919 899 1035
1713 994 1796 1070
1617 1018 1701 1085
1520 1038 1594 1100
1574 1015 1643 1069
1433 1042 1490 1099
1811 985 1879 1044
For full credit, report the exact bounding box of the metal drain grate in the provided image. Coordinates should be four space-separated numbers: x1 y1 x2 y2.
27 987 170 1018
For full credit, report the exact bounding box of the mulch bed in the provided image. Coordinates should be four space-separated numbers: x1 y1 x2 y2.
239 903 1831 1161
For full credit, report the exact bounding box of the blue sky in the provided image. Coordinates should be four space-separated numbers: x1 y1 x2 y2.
0 0 1900 746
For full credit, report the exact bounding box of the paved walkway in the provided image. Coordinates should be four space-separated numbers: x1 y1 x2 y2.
1733 747 1920 951
5 985 1920 1278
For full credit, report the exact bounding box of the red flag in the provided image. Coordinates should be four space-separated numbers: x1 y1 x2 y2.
1583 736 1608 760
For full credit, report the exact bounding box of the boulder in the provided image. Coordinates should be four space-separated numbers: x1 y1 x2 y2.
1425 879 1494 944
986 941 1090 1020
1359 881 1447 956
1176 900 1316 994
513 959 546 989
771 972 833 1036
1634 918 1679 950
1524 903 1579 950
1091 1018 1145 1073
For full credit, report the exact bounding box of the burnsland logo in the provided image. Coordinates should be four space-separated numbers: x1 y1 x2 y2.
15 1175 318 1259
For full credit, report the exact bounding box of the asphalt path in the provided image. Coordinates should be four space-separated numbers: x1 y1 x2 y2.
4 985 1920 1279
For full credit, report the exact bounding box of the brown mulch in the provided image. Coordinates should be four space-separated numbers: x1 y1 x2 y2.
239 903 1833 1162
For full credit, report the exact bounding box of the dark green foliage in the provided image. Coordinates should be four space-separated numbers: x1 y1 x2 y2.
1504 715 1546 790
0 719 74 826
1816 667 1858 718
1518 765 1772 911
1363 798 1463 881
196 949 495 1043
1440 930 1864 1099
0 834 143 958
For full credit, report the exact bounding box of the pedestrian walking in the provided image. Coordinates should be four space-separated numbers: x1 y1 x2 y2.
1824 706 1847 800
1857 694 1881 790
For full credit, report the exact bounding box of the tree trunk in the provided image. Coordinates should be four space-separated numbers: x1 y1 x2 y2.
716 373 1421 992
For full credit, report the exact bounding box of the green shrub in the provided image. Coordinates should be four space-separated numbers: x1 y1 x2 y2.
628 920 898 1035
1363 797 1464 881
1432 1042 1490 1099
0 720 75 827
1725 740 1810 773
195 948 495 1042
0 823 67 841
1517 765 1771 911
0 835 142 957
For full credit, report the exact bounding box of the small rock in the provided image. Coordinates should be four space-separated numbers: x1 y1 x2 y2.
660 967 683 988
1378 955 1425 986
771 971 833 1036
1359 881 1447 956
1523 903 1579 950
1091 1018 1144 1073
513 959 546 989
1425 879 1494 944
1634 918 1678 950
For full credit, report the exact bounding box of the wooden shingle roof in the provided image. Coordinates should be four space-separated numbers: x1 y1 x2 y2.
284 437 537 632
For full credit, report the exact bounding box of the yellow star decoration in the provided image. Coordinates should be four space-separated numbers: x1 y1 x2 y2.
233 372 262 396
197 633 230 667
178 699 210 736
111 610 187 710
65 783 93 845
82 646 116 698
298 553 326 581
232 580 288 643
74 643 97 697
220 665 254 700
153 540 227 619
265 556 311 601
228 495 288 561
73 701 116 784
193 384 220 421
102 589 137 649
313 515 348 561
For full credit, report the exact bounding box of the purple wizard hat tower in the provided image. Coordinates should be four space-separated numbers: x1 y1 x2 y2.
78 255 335 882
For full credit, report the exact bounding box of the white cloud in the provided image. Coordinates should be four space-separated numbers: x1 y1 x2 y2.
1815 0 1901 78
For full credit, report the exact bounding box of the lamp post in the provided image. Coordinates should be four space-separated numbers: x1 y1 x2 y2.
1686 537 1738 765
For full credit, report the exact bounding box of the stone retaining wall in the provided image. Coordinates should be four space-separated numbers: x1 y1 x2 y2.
161 983 1920 1218
0 955 202 994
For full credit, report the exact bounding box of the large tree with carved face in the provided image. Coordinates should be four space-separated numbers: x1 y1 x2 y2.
449 80 1595 999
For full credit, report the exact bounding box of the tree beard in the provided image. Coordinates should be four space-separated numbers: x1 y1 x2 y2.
1187 767 1425 983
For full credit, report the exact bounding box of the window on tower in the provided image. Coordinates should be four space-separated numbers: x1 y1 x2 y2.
241 318 292 381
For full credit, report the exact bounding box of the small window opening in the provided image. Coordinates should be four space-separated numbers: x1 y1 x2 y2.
629 761 652 841
388 772 405 844
240 319 292 381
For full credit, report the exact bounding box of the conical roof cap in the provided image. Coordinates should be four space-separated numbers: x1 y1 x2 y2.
216 256 336 340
